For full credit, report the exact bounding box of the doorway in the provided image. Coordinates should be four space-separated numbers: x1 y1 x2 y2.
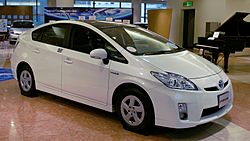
183 9 195 49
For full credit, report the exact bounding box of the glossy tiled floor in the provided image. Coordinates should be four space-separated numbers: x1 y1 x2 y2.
1 43 250 141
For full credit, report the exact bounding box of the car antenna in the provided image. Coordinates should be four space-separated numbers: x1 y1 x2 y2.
60 9 71 20
65 12 71 20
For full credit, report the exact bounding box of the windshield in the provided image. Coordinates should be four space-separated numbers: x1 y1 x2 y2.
100 26 185 55
12 21 34 28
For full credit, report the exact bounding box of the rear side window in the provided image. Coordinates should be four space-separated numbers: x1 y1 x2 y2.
32 23 71 48
32 28 43 41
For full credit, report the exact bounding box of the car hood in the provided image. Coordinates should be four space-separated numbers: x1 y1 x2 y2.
138 50 222 79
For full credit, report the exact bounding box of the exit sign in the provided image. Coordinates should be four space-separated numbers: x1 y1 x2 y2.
183 1 193 7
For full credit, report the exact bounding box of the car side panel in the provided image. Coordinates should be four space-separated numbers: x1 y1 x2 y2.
29 40 62 92
61 48 110 104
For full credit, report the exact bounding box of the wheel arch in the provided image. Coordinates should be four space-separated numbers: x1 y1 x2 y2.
112 83 154 114
16 61 34 79
16 61 37 97
113 82 156 131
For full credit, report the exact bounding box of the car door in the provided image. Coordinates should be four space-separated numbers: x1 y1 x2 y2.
31 23 70 92
61 25 110 104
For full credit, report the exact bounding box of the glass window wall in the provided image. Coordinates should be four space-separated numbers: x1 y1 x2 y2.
0 0 4 6
74 0 93 7
74 0 132 8
141 3 167 23
121 2 131 8
4 0 47 25
95 1 119 8
74 1 166 23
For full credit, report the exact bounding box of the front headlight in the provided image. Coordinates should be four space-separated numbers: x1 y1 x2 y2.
151 71 198 90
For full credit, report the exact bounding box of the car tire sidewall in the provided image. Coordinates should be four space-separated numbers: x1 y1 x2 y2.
116 88 154 134
18 65 37 97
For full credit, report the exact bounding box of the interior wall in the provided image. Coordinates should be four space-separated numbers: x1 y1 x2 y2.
195 0 250 42
194 0 226 42
168 0 250 45
167 0 196 45
225 0 250 17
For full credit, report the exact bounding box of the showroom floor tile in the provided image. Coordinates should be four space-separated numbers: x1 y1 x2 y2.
0 45 250 140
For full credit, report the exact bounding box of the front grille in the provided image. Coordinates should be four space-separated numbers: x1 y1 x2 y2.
201 105 224 117
204 80 229 91
204 86 218 91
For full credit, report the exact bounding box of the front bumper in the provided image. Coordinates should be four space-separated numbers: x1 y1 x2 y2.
148 71 233 128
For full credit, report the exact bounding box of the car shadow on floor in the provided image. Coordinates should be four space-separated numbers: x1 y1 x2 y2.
35 91 228 140
153 122 227 140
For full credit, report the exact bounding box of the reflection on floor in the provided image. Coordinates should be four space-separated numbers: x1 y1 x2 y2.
0 43 250 140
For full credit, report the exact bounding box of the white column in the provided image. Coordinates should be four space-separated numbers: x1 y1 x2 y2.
56 0 74 7
48 0 56 7
132 0 141 23
167 0 183 44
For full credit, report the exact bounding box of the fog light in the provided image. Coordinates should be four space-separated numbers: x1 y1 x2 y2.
178 103 188 120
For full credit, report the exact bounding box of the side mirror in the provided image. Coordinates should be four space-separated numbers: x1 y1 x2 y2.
90 49 107 60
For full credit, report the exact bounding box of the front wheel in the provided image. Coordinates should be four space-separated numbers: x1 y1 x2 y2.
18 65 37 97
116 88 154 134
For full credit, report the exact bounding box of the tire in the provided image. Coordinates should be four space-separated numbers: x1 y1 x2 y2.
9 41 16 45
116 88 154 134
17 65 37 97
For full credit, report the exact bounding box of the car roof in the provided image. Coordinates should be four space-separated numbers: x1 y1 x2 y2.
50 20 137 30
83 20 136 29
31 20 137 34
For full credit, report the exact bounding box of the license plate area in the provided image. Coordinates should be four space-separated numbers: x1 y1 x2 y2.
218 92 230 108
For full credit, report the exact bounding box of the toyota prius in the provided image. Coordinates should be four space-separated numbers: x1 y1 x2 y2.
11 20 233 133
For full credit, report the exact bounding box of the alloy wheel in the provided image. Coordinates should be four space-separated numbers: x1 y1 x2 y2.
20 70 32 92
120 95 145 126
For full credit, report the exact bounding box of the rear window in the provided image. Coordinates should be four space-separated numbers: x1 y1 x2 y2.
12 21 34 28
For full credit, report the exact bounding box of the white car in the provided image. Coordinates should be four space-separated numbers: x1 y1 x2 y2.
11 20 233 133
9 20 34 44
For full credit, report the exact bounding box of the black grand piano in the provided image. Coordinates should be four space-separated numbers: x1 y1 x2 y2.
195 12 250 73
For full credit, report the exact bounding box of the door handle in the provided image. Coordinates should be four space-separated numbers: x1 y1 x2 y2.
64 58 73 64
33 49 40 54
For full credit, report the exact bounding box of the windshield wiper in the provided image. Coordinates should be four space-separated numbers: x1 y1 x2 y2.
143 50 173 55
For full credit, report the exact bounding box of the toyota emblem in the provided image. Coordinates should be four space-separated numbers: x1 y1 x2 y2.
218 80 224 89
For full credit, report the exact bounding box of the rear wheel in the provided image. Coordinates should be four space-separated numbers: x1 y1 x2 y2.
116 88 154 134
9 41 16 45
17 65 37 97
